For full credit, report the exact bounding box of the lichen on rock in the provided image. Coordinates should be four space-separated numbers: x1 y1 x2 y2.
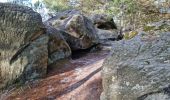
101 32 170 100
0 3 48 90
45 10 99 50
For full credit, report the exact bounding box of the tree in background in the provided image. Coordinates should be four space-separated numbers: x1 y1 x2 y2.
43 0 72 12
42 0 110 14
8 0 168 28
74 0 108 14
109 0 170 30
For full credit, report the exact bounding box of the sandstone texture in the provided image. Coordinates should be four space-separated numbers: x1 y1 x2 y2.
0 3 48 89
46 25 71 65
46 10 99 50
101 32 170 100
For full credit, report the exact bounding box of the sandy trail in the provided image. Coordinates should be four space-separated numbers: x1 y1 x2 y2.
2 50 109 100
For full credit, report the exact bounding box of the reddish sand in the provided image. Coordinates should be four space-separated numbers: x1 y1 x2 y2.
1 50 109 100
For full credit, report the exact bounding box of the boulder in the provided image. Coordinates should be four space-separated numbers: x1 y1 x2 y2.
90 14 120 40
46 25 71 65
90 14 117 30
46 11 99 50
101 32 170 100
97 29 119 40
0 3 48 89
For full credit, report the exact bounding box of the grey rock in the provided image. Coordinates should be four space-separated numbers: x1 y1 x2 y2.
46 25 71 65
97 29 119 40
101 32 170 100
0 3 48 89
90 14 117 30
46 12 99 50
90 14 120 41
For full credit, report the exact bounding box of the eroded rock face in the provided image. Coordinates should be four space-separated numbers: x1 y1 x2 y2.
46 25 71 65
97 29 118 40
101 32 170 100
90 14 117 30
90 14 120 40
46 11 99 50
0 3 48 89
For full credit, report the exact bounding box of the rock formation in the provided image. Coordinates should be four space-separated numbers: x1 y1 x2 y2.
0 4 103 90
90 14 117 30
46 10 99 50
90 14 120 41
101 32 170 100
0 3 48 89
46 25 71 65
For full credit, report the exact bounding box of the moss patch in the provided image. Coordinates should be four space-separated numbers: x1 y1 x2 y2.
124 31 138 40
143 26 155 32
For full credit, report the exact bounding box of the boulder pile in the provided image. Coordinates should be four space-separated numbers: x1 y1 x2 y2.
0 4 121 90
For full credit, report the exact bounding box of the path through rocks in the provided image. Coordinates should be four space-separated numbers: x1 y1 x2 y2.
2 50 109 100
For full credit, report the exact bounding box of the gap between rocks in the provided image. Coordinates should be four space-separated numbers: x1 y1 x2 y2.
3 49 110 100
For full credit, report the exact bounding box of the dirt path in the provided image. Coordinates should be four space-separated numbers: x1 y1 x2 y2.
2 50 109 100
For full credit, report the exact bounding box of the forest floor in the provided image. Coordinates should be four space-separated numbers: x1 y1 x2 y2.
1 50 110 100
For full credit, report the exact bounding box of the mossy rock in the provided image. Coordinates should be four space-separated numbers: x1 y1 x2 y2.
143 26 155 32
157 24 170 31
143 22 170 32
124 31 138 40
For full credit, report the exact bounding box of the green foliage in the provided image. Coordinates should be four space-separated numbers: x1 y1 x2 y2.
108 0 167 29
143 26 155 32
42 0 108 14
43 0 72 12
74 0 106 14
157 24 170 31
34 1 40 9
123 31 138 40
143 23 170 33
111 0 139 14
42 0 168 30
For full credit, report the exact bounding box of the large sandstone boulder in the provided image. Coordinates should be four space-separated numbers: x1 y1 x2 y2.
0 3 48 89
46 25 71 65
101 32 170 100
46 11 99 50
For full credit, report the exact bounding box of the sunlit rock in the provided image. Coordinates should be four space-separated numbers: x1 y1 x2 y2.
46 10 99 50
101 32 170 100
0 3 48 89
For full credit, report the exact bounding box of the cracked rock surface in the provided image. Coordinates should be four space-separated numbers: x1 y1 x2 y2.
46 10 99 50
0 3 48 90
101 32 170 100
